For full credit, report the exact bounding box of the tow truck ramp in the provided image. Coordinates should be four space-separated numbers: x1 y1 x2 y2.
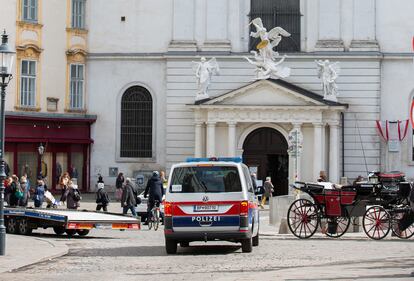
4 207 140 236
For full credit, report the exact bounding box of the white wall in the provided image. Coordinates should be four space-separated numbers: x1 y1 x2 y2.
88 0 173 53
87 58 166 185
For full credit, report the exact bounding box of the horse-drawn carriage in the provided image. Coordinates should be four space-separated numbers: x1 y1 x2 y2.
287 172 414 240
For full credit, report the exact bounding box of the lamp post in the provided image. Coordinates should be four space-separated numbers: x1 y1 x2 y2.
0 30 15 255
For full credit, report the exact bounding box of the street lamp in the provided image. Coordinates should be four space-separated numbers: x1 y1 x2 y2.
0 30 15 256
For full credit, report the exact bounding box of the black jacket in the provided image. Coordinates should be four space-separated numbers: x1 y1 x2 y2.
144 175 164 201
121 183 136 207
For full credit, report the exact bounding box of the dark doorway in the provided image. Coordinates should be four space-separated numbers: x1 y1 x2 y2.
243 127 289 195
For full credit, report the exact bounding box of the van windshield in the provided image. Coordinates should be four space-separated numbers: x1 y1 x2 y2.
170 166 242 193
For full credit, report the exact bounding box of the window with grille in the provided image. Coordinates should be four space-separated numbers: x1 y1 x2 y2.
20 60 36 107
72 0 86 29
22 0 38 22
249 0 301 52
70 64 84 109
120 86 153 158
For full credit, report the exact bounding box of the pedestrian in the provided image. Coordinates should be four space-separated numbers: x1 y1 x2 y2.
121 178 137 216
144 171 164 222
4 176 12 206
33 176 46 208
160 170 168 189
18 175 30 207
115 172 124 201
62 181 82 210
9 175 22 207
260 176 274 208
96 182 110 212
58 173 70 203
317 170 328 182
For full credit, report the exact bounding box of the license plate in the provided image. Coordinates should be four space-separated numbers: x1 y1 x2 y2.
193 205 219 212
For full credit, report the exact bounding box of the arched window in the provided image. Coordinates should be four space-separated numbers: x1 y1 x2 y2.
249 0 301 52
120 86 152 158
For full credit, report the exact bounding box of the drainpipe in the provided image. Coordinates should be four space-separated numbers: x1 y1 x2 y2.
341 112 345 177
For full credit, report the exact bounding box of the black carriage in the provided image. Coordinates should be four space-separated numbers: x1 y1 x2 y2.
287 172 414 240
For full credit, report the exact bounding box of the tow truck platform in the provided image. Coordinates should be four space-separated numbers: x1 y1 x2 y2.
4 207 140 236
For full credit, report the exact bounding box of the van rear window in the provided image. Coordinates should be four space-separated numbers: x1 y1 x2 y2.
170 166 242 193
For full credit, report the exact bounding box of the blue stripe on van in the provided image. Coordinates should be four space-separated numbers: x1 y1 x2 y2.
173 215 240 227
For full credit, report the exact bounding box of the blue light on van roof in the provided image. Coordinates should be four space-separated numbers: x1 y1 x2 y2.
186 157 243 163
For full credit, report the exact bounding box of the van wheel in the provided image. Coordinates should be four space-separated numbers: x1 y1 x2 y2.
6 218 17 234
76 229 90 236
241 237 253 253
17 219 32 235
53 226 65 235
252 232 259 246
165 239 177 254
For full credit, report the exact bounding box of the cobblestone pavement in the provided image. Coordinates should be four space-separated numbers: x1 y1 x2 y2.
2 209 414 281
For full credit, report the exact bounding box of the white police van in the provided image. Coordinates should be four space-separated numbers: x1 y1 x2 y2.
164 157 259 254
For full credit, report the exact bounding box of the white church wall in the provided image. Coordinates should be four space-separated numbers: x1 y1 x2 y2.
88 58 166 185
380 59 414 178
88 0 173 53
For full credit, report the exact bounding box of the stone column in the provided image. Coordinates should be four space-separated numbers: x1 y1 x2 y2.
168 0 197 51
313 122 323 180
329 122 340 183
227 121 237 157
350 0 379 51
206 121 216 157
194 121 204 157
315 0 344 51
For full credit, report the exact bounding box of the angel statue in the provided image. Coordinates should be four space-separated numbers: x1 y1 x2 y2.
193 57 220 101
245 18 291 80
249 17 291 61
316 60 340 102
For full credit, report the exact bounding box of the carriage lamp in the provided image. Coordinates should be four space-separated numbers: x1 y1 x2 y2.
0 29 15 256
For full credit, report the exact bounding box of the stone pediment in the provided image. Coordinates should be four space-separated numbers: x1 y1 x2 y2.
196 79 346 107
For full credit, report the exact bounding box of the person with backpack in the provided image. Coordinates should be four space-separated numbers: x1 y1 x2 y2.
62 181 82 210
33 176 46 208
9 175 23 207
96 182 110 211
18 175 30 207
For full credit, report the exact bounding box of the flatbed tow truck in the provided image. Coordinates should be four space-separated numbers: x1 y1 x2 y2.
4 207 140 236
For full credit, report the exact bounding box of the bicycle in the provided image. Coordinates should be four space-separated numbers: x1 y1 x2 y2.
148 200 161 231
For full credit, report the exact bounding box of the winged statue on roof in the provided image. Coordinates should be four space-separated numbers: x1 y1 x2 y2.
245 18 291 80
192 57 220 101
316 59 340 101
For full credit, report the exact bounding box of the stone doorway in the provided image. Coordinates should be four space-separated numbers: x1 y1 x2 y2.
242 127 289 195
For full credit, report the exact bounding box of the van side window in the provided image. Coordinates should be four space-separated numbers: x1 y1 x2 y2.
242 165 254 193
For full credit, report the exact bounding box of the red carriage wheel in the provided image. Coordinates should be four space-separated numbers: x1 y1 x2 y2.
391 212 414 239
324 209 351 238
363 206 390 240
287 199 319 239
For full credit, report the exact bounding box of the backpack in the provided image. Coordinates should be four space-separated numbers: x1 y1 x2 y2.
15 185 23 199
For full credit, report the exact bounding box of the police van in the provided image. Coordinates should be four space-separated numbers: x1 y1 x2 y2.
164 157 259 254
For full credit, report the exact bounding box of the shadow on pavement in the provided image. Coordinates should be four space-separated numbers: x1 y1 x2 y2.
67 245 241 257
29 232 118 240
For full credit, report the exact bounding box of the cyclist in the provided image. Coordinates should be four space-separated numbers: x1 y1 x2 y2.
144 171 164 224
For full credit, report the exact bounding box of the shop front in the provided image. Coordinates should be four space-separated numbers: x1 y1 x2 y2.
4 112 96 192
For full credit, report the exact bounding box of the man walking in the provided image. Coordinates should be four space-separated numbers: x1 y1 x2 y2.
121 178 137 216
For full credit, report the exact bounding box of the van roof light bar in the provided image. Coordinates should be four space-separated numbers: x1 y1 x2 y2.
186 157 243 163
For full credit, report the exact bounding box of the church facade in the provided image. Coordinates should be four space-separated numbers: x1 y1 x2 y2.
3 0 414 191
